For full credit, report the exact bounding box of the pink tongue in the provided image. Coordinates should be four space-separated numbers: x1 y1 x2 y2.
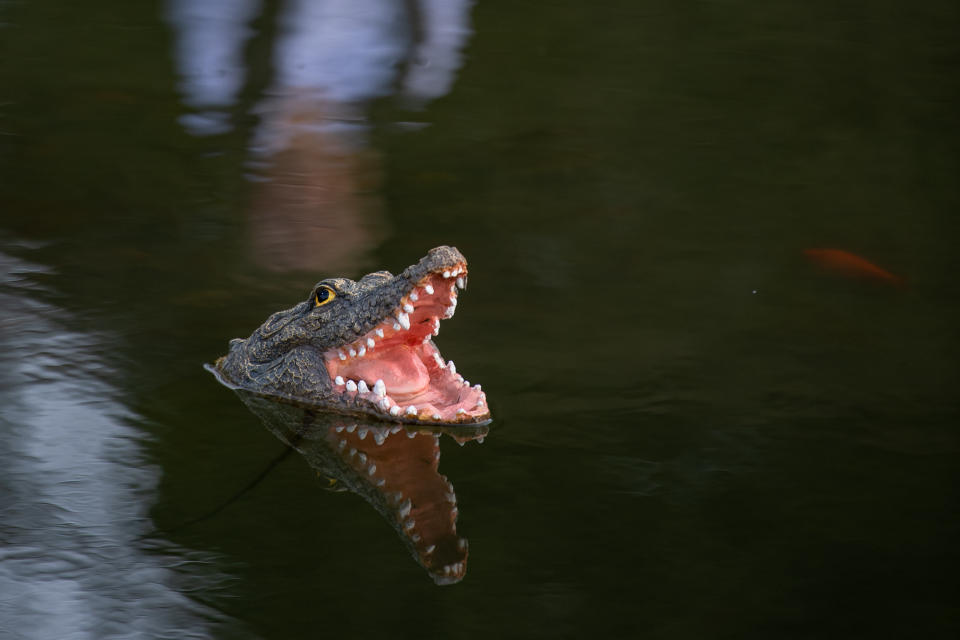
345 347 429 396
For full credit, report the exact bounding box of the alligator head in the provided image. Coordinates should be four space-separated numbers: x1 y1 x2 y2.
211 246 490 425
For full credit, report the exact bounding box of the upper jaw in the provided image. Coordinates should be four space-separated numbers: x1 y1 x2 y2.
321 256 489 425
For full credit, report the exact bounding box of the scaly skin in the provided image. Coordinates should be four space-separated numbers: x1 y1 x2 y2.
211 246 490 425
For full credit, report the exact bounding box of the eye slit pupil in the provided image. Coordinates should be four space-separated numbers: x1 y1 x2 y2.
314 286 335 306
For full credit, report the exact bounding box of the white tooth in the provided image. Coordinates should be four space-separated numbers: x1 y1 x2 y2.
338 351 346 361
432 413 441 420
379 398 390 411
409 292 418 302
366 337 375 348
393 322 401 331
358 380 369 394
376 328 384 338
456 276 464 289
447 361 456 375
475 400 484 408
449 295 458 306
403 303 414 313
348 347 356 358
398 313 410 330
432 318 440 335
434 353 445 367
368 464 376 475
399 499 412 517
474 384 482 391
358 452 367 464
334 376 344 386
443 270 451 278
390 405 401 416
346 425 356 433
373 379 386 397
357 427 368 440
425 544 436 554
456 408 466 415
422 335 431 344
346 380 357 392
405 405 417 416
425 284 434 295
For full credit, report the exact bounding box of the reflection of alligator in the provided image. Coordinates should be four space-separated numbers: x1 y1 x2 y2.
211 246 490 425
234 389 486 585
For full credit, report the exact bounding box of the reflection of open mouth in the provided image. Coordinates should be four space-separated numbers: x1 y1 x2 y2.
323 264 488 424
326 422 478 584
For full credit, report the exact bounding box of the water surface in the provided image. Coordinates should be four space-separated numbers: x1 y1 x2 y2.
1 1 958 638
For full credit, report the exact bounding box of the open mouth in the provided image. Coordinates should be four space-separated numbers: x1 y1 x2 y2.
323 261 489 424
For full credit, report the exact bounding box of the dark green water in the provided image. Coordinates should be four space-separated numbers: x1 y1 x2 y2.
1 1 958 638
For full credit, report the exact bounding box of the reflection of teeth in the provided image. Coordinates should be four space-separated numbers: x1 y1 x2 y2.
357 427 368 440
375 477 385 486
348 448 357 457
357 453 367 464
357 380 369 394
338 439 346 451
376 328 384 338
458 539 468 550
405 406 417 416
374 431 386 445
425 284 434 295
346 425 356 433
335 426 344 433
425 544 436 554
399 498 412 517
346 380 357 392
389 405 401 416
366 337 375 348
368 464 376 476
334 376 344 386
407 430 416 439
404 518 416 531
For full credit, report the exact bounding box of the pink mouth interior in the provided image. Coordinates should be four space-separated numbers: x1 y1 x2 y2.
323 265 489 424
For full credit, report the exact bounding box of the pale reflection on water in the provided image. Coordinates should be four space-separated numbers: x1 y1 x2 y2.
0 247 232 639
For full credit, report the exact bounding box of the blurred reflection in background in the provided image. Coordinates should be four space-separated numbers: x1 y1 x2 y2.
0 248 229 639
166 0 474 273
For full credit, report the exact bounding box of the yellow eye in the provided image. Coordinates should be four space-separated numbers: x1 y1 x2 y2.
314 285 336 307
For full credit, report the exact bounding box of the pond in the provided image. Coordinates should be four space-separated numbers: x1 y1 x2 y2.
1 1 958 638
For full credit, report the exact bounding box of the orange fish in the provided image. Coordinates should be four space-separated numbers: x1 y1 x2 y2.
804 249 905 288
